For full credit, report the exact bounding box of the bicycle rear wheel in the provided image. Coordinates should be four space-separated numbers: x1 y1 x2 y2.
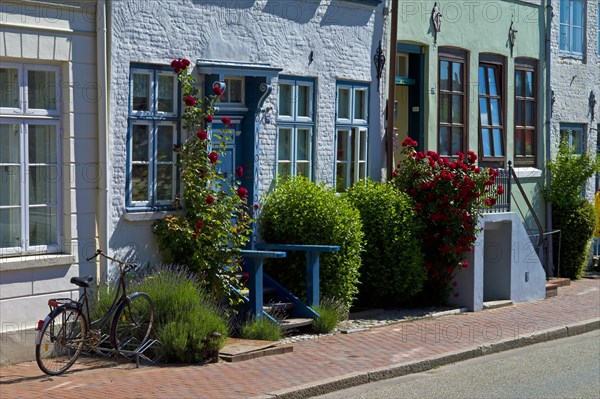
110 292 153 354
35 307 87 375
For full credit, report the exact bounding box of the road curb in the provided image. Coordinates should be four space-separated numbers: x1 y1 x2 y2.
263 318 600 399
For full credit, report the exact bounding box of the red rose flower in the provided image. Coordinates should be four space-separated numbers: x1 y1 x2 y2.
401 137 418 147
205 195 214 205
197 129 208 140
253 204 260 210
497 185 505 195
454 292 460 298
235 166 243 177
205 114 214 123
213 85 223 96
184 96 196 106
237 186 248 199
208 151 219 164
440 245 452 254
221 116 232 126
460 261 469 268
195 220 204 230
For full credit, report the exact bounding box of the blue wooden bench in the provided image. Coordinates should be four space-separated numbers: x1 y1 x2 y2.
240 249 286 317
253 243 340 308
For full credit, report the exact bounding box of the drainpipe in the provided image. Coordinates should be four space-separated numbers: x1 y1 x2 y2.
385 0 398 180
545 0 553 277
96 0 109 284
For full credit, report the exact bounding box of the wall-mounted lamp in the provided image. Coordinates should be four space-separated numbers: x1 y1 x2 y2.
431 2 442 33
309 50 314 65
551 90 556 117
508 21 518 53
373 40 386 92
590 90 597 121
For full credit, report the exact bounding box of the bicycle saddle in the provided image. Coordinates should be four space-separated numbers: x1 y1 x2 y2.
70 276 94 288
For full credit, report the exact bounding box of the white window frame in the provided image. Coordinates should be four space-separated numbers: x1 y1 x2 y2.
221 76 245 105
276 77 315 180
559 0 585 56
335 81 369 192
127 65 179 210
1 63 61 117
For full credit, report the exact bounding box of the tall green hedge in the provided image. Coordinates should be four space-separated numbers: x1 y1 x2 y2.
258 177 363 306
553 202 596 279
345 181 426 307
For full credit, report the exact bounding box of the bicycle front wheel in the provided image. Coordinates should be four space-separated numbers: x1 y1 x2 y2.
35 307 87 375
110 292 153 354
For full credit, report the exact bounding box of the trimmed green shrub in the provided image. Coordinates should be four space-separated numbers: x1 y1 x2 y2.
93 266 227 363
240 318 282 341
345 181 426 307
311 297 349 334
553 202 596 279
259 177 363 306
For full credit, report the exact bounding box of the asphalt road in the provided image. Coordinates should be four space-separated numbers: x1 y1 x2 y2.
313 329 600 399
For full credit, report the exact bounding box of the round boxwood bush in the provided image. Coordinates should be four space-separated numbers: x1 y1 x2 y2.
258 177 363 306
345 180 426 307
553 202 596 279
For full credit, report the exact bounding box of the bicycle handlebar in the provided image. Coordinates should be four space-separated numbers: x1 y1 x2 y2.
85 249 138 270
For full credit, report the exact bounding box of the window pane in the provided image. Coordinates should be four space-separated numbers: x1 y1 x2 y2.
492 129 503 156
359 129 367 161
451 127 462 154
560 0 569 24
29 166 58 204
515 100 524 126
157 73 175 113
525 131 534 156
487 67 497 96
439 126 449 156
298 85 311 118
337 130 350 161
29 206 57 246
572 0 583 26
525 101 534 126
0 68 19 108
297 129 310 161
297 162 309 178
440 95 450 123
226 78 243 103
482 128 492 156
28 70 56 110
478 66 486 95
338 88 350 119
156 164 174 202
131 165 149 201
157 125 174 162
572 27 583 54
525 71 533 97
132 125 149 162
0 208 21 248
0 123 20 163
132 73 150 111
0 167 20 207
490 98 500 126
28 124 57 164
354 89 366 120
278 128 292 161
515 71 523 97
559 25 569 51
479 98 489 125
279 84 293 117
277 162 291 178
451 95 462 123
440 61 450 91
336 164 348 192
515 129 524 155
452 62 463 92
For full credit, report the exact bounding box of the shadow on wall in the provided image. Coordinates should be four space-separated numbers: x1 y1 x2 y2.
321 0 376 27
191 0 256 10
263 0 320 24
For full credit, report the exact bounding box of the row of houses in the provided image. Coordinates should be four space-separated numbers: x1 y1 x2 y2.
0 0 598 364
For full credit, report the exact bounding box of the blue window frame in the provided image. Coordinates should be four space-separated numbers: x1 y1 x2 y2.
560 0 584 56
478 55 505 165
276 76 315 180
335 81 369 192
127 64 179 210
560 123 586 154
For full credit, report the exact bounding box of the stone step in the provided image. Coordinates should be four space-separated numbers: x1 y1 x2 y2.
482 300 513 310
545 283 559 298
547 277 570 287
278 317 313 330
263 302 295 314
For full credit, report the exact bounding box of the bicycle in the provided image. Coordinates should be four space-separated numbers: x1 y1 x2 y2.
35 249 154 375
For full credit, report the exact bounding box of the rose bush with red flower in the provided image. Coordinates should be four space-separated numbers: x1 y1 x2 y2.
153 58 252 305
391 139 503 304
221 116 232 126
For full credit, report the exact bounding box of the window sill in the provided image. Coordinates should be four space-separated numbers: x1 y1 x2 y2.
513 167 542 179
124 210 181 222
0 254 77 272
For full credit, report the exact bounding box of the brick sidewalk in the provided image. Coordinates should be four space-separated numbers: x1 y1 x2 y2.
1 279 598 399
